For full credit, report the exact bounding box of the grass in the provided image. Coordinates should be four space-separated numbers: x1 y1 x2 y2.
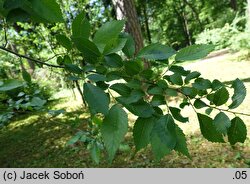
0 52 250 168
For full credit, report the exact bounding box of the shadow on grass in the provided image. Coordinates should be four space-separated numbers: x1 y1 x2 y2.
0 108 92 168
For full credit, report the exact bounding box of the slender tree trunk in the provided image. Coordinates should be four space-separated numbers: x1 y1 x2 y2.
182 11 192 45
112 0 144 54
142 3 151 44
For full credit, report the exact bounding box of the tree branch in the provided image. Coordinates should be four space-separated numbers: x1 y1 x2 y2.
0 46 64 69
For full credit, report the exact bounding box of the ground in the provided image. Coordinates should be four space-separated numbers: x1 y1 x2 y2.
0 52 250 168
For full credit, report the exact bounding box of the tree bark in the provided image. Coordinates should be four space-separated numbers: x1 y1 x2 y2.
230 0 237 11
112 0 144 54
142 3 151 44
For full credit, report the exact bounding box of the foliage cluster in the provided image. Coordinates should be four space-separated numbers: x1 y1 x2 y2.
0 0 248 164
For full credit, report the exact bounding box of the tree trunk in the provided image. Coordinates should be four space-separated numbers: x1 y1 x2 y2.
112 0 144 54
142 3 151 44
230 0 237 11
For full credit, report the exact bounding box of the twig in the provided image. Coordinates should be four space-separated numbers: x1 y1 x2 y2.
0 46 64 68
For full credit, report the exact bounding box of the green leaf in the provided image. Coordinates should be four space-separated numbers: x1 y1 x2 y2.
194 99 207 109
66 134 81 146
213 87 229 106
133 117 155 151
192 78 211 90
213 112 231 135
56 34 72 51
147 86 163 95
169 107 188 123
0 79 23 91
101 104 128 162
73 38 101 64
87 74 106 82
181 87 197 98
184 71 201 84
6 8 30 22
151 95 165 106
84 83 109 115
65 64 82 74
93 20 125 52
104 54 123 68
165 88 178 97
118 90 144 104
212 79 224 90
137 43 176 60
197 113 224 143
205 107 213 115
72 12 90 39
124 60 143 75
175 44 215 61
30 97 46 107
150 115 177 160
110 83 131 96
30 0 64 23
174 126 190 158
228 117 247 145
229 79 247 109
117 98 154 118
90 142 101 164
169 73 183 86
22 69 31 83
103 38 127 55
121 33 135 58
169 65 190 76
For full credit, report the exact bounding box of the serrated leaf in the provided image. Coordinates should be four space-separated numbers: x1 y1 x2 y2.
72 12 90 39
169 73 183 86
30 0 64 23
66 134 81 146
137 43 176 60
101 104 128 162
133 117 155 151
118 90 144 104
151 95 165 106
150 115 177 160
212 79 224 90
93 20 125 52
213 87 229 106
185 71 201 84
56 34 72 51
228 117 247 145
103 38 127 55
192 78 211 90
194 99 207 109
197 113 225 143
181 87 197 98
104 54 123 68
169 107 188 123
213 112 231 135
117 98 154 118
73 38 101 64
30 97 46 107
174 126 190 158
175 44 215 61
110 83 131 96
124 60 143 75
169 65 190 76
229 79 246 109
205 107 213 115
84 83 109 115
147 86 163 95
121 33 135 58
